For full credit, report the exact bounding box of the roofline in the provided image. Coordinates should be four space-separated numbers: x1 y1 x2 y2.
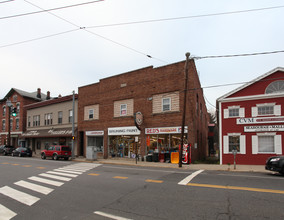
24 94 78 110
217 67 284 102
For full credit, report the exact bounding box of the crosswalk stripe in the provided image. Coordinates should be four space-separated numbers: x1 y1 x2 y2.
0 186 40 206
39 173 72 181
53 169 82 174
14 180 54 195
28 176 64 187
47 171 78 177
0 204 17 220
59 168 88 172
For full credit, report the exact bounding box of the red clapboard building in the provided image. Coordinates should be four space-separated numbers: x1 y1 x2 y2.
217 67 284 165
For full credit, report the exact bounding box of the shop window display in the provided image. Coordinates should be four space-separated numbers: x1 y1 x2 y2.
147 134 183 153
109 136 140 158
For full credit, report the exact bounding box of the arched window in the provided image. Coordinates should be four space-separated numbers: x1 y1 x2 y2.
2 106 6 116
265 80 284 94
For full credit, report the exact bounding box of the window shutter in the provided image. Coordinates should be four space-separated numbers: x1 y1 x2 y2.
251 135 258 154
240 135 246 154
274 105 281 116
251 107 257 117
275 135 282 155
223 136 229 154
224 109 229 119
239 108 245 117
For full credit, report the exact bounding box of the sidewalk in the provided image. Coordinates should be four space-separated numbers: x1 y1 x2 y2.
72 157 269 173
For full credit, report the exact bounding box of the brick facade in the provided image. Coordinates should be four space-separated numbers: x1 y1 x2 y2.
78 60 209 162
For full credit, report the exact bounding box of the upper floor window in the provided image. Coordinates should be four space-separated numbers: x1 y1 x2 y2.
162 98 171 111
2 106 6 117
252 103 281 117
33 115 40 127
16 118 19 130
44 113 53 125
69 110 73 123
28 116 31 127
16 103 20 114
58 111 63 124
89 109 94 119
265 80 284 94
120 104 127 116
223 106 244 119
2 120 5 131
10 118 13 130
13 95 17 102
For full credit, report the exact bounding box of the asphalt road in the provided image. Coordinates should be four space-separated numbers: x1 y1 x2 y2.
0 156 284 220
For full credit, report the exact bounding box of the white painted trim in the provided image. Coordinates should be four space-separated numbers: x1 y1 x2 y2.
240 135 246 154
275 135 282 155
218 92 284 103
219 101 223 164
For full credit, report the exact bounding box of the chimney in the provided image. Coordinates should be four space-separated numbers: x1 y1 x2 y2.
46 91 50 100
37 88 41 99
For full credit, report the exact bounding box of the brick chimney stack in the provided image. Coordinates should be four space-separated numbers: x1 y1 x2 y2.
46 91 50 100
37 88 41 99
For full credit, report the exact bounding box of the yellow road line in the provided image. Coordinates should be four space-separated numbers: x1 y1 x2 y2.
88 173 100 176
1 162 10 164
113 176 128 179
22 165 32 167
188 183 284 195
36 167 46 169
145 179 163 183
11 164 20 166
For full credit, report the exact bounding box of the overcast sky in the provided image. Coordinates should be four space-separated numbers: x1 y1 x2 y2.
0 0 283 111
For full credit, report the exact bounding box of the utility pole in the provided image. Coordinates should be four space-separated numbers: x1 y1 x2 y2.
179 52 190 168
6 100 12 146
71 91 75 159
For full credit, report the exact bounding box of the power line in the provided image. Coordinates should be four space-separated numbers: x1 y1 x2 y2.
193 50 284 60
0 0 104 20
87 5 284 29
0 0 14 4
23 0 167 64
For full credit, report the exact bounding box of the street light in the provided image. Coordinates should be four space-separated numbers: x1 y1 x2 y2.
6 100 12 146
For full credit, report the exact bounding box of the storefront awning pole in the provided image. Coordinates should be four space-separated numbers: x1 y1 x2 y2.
71 90 75 159
179 52 190 168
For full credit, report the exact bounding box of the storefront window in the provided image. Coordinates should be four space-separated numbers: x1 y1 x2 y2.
88 136 103 152
147 134 183 154
109 136 139 157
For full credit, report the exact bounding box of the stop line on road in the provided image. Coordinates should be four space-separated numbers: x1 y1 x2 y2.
0 162 101 220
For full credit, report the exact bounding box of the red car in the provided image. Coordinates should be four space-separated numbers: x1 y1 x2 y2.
41 145 71 160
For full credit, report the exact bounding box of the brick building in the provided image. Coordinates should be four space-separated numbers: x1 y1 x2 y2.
22 94 78 155
78 60 209 162
0 88 48 147
217 67 284 165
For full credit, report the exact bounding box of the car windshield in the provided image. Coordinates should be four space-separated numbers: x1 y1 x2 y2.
62 147 70 151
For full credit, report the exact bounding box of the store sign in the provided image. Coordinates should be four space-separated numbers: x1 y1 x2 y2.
48 129 72 135
86 131 104 136
108 126 141 136
237 116 284 124
22 130 40 136
145 126 188 134
244 125 284 132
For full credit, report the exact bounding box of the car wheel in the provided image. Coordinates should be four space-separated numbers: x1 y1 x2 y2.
280 166 284 175
3 151 7 156
41 153 46 160
64 157 69 161
53 154 58 160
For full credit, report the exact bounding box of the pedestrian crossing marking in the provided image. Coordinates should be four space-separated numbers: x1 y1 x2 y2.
39 173 72 181
54 169 82 174
0 186 40 206
47 171 78 178
14 180 54 195
0 204 17 220
28 176 64 187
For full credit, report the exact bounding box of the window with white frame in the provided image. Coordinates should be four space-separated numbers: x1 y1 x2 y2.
33 115 40 127
2 106 6 116
89 109 94 119
223 106 244 119
223 134 246 154
2 120 5 131
162 98 171 111
58 111 63 124
252 134 282 154
252 103 281 117
28 116 31 127
69 110 73 123
120 104 127 116
44 113 53 125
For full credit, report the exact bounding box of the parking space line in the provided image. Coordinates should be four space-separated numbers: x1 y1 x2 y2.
178 170 204 185
188 183 284 194
0 204 17 220
145 179 163 183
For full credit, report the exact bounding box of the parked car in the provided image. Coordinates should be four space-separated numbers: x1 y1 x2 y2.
11 147 32 157
265 156 284 175
41 145 71 160
0 145 15 156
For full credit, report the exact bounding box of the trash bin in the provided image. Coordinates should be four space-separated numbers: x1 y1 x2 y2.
146 155 153 162
153 153 159 162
